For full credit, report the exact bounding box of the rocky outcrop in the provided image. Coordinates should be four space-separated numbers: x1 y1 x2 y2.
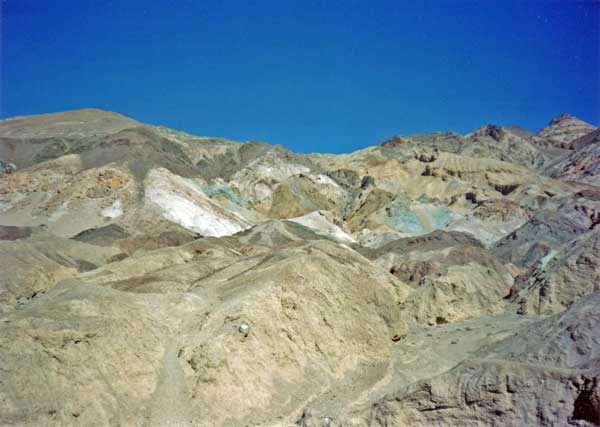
512 230 600 315
539 113 597 149
364 231 513 325
350 292 600 427
0 160 16 176
545 130 600 186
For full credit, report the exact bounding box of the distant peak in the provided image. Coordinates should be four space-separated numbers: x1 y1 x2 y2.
469 124 506 141
380 135 407 148
539 113 597 146
0 108 140 139
547 113 582 126
1 108 137 123
542 112 596 131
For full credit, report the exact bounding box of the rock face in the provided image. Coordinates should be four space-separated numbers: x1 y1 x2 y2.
511 230 600 315
539 113 597 149
352 293 600 427
0 282 164 427
0 109 599 426
362 231 514 325
545 129 600 186
0 160 16 176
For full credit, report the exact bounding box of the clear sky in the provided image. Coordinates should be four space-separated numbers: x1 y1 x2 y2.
2 0 599 153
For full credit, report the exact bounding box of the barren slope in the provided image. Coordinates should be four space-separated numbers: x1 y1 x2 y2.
0 109 598 427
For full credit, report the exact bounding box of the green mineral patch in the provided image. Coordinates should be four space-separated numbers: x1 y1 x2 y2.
203 185 248 207
386 196 426 235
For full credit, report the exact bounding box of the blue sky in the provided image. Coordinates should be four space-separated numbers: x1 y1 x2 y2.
2 0 599 153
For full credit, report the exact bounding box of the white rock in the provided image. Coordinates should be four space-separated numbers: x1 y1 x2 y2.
289 211 355 243
48 202 69 222
101 199 123 219
144 168 252 237
238 323 250 336
314 174 339 187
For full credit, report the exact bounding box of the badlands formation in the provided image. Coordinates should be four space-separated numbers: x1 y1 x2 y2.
0 109 599 427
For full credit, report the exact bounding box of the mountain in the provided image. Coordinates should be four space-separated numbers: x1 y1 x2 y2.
539 113 598 149
0 109 599 427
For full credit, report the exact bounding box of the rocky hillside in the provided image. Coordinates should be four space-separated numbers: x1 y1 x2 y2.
0 109 598 427
539 113 597 149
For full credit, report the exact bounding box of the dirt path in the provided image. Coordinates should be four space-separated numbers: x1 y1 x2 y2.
145 338 193 427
